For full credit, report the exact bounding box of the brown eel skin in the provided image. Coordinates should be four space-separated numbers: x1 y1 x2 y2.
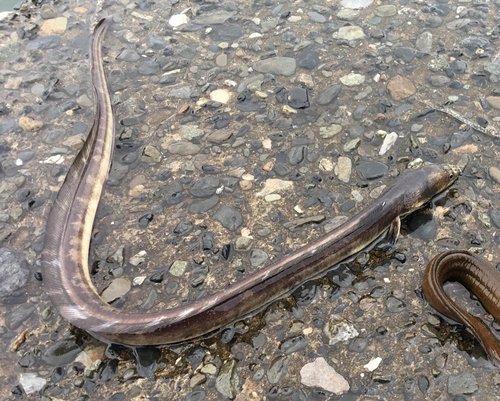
41 17 460 346
423 250 500 368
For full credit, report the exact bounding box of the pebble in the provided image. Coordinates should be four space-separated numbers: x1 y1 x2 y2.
214 206 243 231
0 247 29 298
39 17 67 34
379 132 398 155
265 194 281 202
316 85 341 105
168 141 201 156
181 125 204 140
335 157 352 183
374 5 396 17
336 26 365 40
267 355 289 384
340 73 365 86
356 162 389 180
19 373 47 394
169 260 188 277
26 35 61 51
253 57 297 77
250 249 268 267
42 337 80 366
169 14 189 27
6 304 36 330
215 359 239 399
101 278 131 303
448 372 478 395
324 315 359 345
387 76 416 100
210 89 230 103
300 358 349 395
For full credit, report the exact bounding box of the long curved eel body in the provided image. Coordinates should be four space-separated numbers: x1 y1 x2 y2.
423 250 500 367
41 18 460 346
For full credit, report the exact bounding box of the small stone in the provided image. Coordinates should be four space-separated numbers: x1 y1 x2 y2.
169 14 189 27
336 26 365 40
170 260 188 276
340 73 365 86
39 17 67 35
101 278 131 303
427 75 450 88
129 251 147 266
250 249 268 267
142 145 162 163
387 76 416 100
265 194 281 202
168 141 201 155
374 5 396 17
19 373 47 394
214 206 243 231
319 124 342 138
0 248 30 298
448 372 478 395
216 359 239 399
267 355 289 384
487 96 500 110
364 357 382 372
319 158 334 172
253 57 297 76
300 357 349 395
416 32 433 53
489 166 500 184
344 138 361 152
207 130 233 143
210 89 231 103
337 9 359 20
5 77 22 89
256 179 293 197
235 236 253 251
324 315 359 345
240 180 252 191
335 157 352 183
379 132 398 155
317 85 341 105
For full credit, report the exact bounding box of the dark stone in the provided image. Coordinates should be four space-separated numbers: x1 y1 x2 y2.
0 248 30 299
214 206 243 231
356 162 389 180
316 85 341 105
287 88 309 109
297 50 320 70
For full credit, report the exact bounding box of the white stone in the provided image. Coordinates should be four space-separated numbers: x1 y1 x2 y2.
340 0 373 8
336 26 365 40
364 357 382 372
0 11 13 21
19 373 47 394
340 72 365 86
265 194 281 202
379 132 398 155
300 358 350 395
319 158 334 172
169 13 189 27
133 276 147 286
256 179 293 197
210 89 231 104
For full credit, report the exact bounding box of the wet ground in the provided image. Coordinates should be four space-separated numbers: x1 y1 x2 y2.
2 0 500 399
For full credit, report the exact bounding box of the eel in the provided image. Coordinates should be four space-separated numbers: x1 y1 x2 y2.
423 250 500 368
40 17 460 346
